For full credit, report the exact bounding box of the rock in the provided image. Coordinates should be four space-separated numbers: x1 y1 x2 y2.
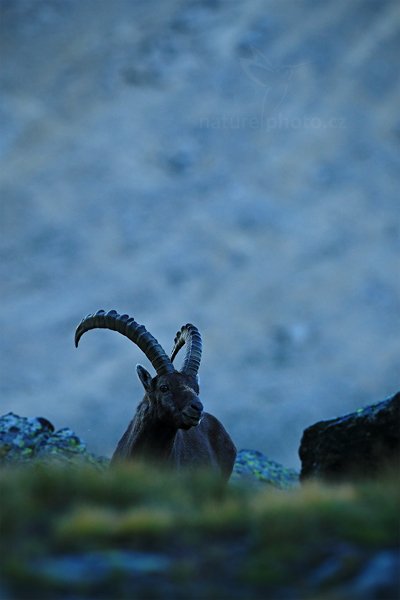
307 546 400 599
349 550 400 599
31 550 172 585
299 392 400 481
232 449 299 489
0 412 108 469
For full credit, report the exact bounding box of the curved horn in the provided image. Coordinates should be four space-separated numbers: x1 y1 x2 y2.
170 324 202 378
75 309 174 376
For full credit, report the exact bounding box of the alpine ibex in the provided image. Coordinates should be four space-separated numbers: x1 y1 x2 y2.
75 310 237 480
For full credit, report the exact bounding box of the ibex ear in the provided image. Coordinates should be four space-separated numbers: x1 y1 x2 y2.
136 365 153 392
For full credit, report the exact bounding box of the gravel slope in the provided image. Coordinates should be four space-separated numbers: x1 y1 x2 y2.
1 0 399 468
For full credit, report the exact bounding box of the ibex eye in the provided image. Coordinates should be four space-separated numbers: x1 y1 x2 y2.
160 384 169 393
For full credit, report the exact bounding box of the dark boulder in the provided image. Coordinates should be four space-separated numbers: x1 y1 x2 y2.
299 392 400 481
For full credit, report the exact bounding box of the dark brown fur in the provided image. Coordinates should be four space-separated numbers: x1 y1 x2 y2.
111 370 237 480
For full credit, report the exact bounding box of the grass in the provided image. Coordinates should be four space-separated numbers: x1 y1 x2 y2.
0 462 399 598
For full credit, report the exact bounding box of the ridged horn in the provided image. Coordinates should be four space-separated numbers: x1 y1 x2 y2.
75 309 175 376
170 324 202 378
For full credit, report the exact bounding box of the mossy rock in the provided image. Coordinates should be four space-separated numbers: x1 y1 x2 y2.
232 449 299 489
0 412 107 469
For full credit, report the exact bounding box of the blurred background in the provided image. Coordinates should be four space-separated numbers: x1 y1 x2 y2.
0 0 399 469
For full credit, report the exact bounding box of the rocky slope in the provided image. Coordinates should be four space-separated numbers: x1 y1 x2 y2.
0 0 399 468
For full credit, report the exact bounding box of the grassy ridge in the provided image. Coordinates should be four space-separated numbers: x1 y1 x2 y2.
0 464 399 598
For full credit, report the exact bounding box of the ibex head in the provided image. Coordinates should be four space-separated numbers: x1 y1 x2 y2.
75 310 203 430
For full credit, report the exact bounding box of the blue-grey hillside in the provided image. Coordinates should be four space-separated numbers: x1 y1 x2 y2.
0 0 399 468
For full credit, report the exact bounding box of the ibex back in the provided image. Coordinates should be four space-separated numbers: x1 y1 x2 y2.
75 310 237 480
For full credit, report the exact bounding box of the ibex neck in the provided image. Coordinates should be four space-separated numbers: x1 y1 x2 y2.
132 418 177 461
